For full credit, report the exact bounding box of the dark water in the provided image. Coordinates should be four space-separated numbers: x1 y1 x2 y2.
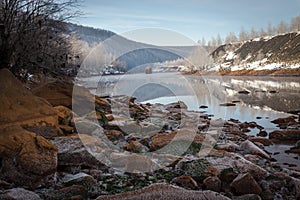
78 72 300 170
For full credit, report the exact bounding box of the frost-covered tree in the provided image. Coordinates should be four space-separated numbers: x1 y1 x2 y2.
188 45 211 70
277 21 289 34
260 28 266 38
290 15 300 32
250 28 259 39
198 37 206 46
225 32 238 44
239 27 249 41
211 36 217 47
216 34 222 46
267 22 275 36
0 0 81 76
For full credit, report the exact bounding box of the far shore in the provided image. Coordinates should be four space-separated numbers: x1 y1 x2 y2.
181 68 300 76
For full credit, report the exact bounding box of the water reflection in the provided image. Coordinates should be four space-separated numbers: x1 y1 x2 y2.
78 73 300 170
80 73 300 114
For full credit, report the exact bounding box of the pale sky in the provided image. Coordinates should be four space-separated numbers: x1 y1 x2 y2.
74 0 300 45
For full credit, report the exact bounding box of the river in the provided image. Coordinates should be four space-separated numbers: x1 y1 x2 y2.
78 72 300 170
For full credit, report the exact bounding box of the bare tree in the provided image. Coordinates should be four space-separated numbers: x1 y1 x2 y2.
216 34 222 46
277 20 289 34
239 27 249 41
211 36 217 47
201 37 206 46
250 27 258 39
197 37 206 46
0 0 81 76
290 15 300 32
260 28 266 38
225 32 238 44
188 45 211 70
267 22 274 36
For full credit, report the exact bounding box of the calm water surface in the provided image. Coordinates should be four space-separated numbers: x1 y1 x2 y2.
78 72 300 170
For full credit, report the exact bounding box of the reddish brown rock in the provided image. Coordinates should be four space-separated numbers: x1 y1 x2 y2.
0 69 58 129
150 130 204 151
0 126 57 189
248 137 273 146
230 173 262 195
54 105 73 125
33 79 110 115
104 129 124 141
269 130 300 140
59 124 75 133
32 79 74 108
203 176 222 192
106 115 114 121
271 116 296 125
95 97 111 113
124 140 149 153
173 175 198 190
151 132 176 150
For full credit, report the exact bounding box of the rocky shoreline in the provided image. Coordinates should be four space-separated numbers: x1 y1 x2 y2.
0 68 299 200
181 68 300 76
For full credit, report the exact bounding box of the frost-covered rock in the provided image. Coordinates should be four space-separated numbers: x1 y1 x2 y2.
0 188 41 200
240 140 270 159
96 183 230 200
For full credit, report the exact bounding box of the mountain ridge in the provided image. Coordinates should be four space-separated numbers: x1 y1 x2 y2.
209 32 300 74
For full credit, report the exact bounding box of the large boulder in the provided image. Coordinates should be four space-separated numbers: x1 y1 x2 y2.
38 185 87 200
32 79 111 115
0 126 57 189
150 129 205 152
176 151 268 181
0 69 58 129
32 79 74 108
0 188 42 200
230 173 262 195
51 134 108 172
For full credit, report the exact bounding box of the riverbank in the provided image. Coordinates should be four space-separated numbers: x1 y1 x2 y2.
181 68 300 76
0 68 300 199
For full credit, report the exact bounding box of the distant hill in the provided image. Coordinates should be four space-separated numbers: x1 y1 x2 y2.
209 32 300 74
67 23 116 44
66 23 198 70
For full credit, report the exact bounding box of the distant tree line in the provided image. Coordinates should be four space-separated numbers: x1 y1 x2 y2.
0 0 81 79
199 14 300 47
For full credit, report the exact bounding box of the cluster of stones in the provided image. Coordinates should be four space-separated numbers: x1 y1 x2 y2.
0 68 299 199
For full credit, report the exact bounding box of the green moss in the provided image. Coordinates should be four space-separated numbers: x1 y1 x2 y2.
178 159 209 179
161 140 203 156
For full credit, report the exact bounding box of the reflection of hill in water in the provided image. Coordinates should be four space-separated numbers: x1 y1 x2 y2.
132 83 175 102
83 73 300 113
187 76 300 113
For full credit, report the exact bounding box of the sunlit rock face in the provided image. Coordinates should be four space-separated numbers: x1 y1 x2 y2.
0 126 57 189
0 69 58 129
